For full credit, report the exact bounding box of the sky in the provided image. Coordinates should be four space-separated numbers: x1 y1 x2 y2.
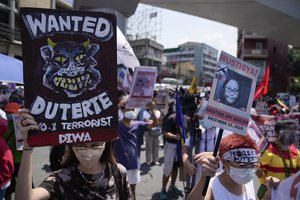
128 4 238 57
65 1 238 56
161 8 238 56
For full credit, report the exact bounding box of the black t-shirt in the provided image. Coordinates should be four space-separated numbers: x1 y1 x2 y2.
163 113 188 144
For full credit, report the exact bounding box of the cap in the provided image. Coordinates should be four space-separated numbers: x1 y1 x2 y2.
4 102 20 113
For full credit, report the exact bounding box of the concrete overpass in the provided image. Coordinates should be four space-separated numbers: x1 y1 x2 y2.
76 0 300 47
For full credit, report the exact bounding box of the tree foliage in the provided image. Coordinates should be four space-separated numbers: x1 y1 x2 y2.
289 47 300 75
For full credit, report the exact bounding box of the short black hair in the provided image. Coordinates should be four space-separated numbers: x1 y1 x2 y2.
180 95 197 116
118 90 127 98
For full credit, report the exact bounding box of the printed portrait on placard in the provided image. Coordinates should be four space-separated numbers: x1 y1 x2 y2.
214 65 252 111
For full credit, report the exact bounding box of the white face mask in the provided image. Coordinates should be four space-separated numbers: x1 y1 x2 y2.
199 119 213 130
124 111 137 120
227 166 256 185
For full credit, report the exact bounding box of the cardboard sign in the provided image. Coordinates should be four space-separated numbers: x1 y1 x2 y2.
20 8 118 146
126 66 157 108
203 51 260 135
247 118 269 154
251 113 300 144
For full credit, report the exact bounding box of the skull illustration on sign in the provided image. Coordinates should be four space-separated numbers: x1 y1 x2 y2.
40 38 101 97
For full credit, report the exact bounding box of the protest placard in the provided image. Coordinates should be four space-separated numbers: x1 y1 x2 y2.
126 66 157 108
12 114 24 151
203 51 260 135
251 113 300 144
20 8 118 146
247 118 269 154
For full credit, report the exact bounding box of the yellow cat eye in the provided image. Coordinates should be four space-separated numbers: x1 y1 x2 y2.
54 56 66 63
76 54 84 61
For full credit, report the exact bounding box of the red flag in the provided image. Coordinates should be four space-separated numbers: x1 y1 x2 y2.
254 63 270 100
263 64 270 95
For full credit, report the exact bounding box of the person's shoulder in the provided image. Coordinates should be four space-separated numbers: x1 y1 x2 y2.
116 163 127 174
209 175 221 188
54 164 77 176
43 165 75 183
168 113 176 119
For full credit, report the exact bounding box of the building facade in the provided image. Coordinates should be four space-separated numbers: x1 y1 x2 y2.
129 38 164 68
129 38 171 82
0 0 72 58
237 29 289 94
164 42 218 86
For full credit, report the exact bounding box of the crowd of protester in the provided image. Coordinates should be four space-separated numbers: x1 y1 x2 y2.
1 82 300 200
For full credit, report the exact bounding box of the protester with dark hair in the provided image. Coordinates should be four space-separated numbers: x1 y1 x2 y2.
256 120 300 200
159 95 196 200
15 109 132 200
219 76 245 110
113 100 158 200
159 111 184 200
161 100 175 147
9 90 23 108
188 133 260 200
49 145 66 171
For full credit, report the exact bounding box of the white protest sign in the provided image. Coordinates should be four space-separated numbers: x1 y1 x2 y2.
247 118 269 154
126 66 157 109
203 51 260 135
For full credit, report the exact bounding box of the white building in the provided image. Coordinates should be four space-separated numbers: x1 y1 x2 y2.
164 42 218 86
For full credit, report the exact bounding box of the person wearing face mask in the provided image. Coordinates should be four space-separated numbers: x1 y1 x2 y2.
188 133 260 200
113 100 158 200
256 120 300 200
15 108 133 200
